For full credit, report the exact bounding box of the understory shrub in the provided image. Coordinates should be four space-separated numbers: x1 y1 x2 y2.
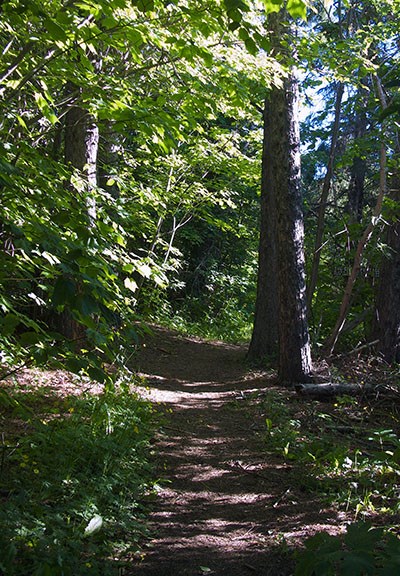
0 382 157 575
296 522 400 576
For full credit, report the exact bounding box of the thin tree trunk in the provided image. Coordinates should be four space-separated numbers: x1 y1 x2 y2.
62 86 99 339
326 142 387 354
347 84 369 222
307 82 344 310
325 75 388 354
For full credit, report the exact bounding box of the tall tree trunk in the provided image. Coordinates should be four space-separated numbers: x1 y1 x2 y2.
371 78 400 363
249 13 312 383
372 174 400 363
65 89 99 223
247 98 278 360
62 86 99 340
275 71 313 383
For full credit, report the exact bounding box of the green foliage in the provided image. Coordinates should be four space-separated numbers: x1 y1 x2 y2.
296 522 400 576
262 389 400 517
0 0 276 376
0 381 156 575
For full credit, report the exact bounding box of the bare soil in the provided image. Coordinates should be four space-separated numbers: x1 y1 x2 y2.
130 326 343 576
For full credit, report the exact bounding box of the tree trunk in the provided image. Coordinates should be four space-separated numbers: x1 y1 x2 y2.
247 98 278 361
62 86 99 340
275 71 313 383
249 13 312 383
372 174 400 363
65 91 99 223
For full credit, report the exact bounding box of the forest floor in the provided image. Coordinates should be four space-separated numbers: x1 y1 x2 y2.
130 325 348 576
4 326 399 575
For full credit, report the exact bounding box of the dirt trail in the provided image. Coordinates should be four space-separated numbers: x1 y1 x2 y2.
131 326 340 576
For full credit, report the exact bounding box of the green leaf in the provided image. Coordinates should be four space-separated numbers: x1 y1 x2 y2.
342 552 375 576
344 523 383 551
52 278 76 307
260 0 283 13
228 20 241 31
19 331 42 346
16 115 28 131
87 365 108 383
1 313 20 336
244 36 258 55
65 357 87 373
44 18 68 42
133 0 154 11
286 0 307 19
78 295 99 316
238 27 249 41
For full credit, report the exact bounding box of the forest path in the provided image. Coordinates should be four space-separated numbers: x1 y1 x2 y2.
131 326 340 576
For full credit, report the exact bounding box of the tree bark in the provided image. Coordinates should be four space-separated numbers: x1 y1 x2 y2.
62 86 99 340
249 13 312 383
275 71 313 383
372 175 400 363
347 86 368 223
65 91 99 223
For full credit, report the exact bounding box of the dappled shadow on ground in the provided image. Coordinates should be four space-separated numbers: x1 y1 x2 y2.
130 326 340 576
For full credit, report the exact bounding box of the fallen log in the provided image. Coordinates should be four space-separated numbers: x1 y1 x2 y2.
294 382 374 399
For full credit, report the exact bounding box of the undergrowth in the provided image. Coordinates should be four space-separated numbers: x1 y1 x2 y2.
0 377 157 575
260 370 400 575
141 288 253 344
262 388 400 518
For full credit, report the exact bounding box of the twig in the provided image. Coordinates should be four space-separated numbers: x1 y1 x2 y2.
244 564 257 572
273 488 291 508
333 340 379 359
226 460 272 482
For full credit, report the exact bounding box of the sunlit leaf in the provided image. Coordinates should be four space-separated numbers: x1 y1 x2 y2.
124 277 138 292
136 263 152 278
286 0 307 19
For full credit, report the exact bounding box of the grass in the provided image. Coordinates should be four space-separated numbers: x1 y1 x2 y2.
0 373 158 576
